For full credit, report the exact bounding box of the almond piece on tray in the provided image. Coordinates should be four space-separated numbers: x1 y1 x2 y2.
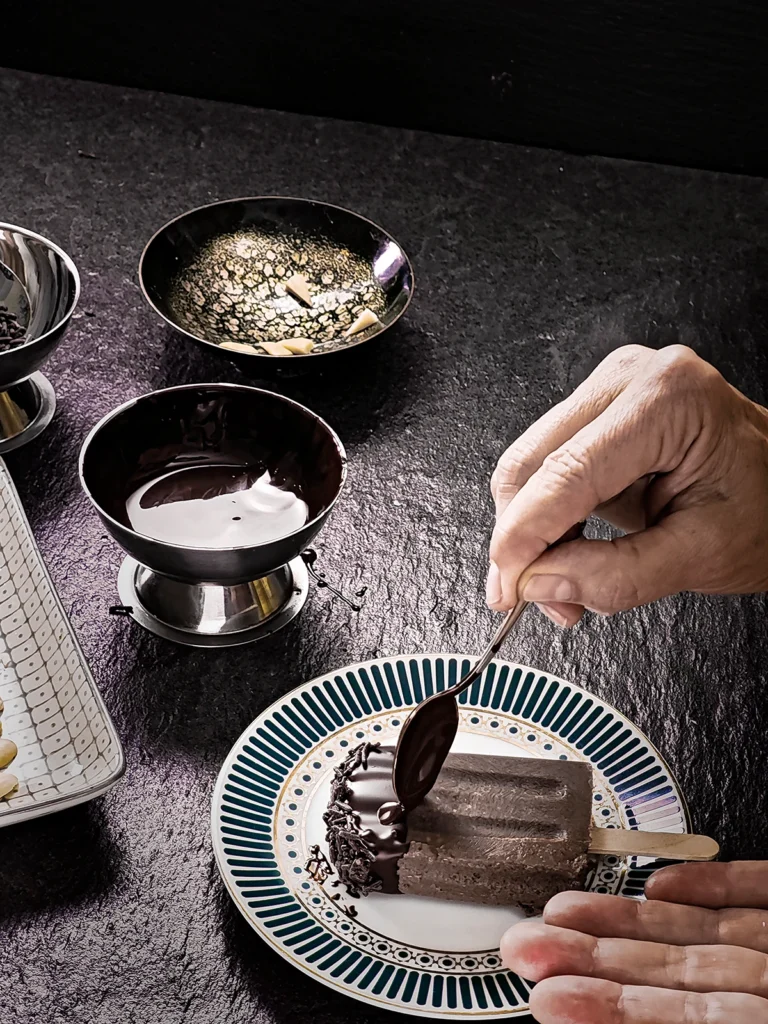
261 342 294 356
0 738 17 769
0 772 19 800
219 340 260 354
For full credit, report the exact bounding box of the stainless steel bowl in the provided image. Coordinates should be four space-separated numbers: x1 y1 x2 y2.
79 383 347 646
139 197 413 374
0 223 80 452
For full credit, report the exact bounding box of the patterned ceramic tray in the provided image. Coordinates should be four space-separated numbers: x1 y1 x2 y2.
212 655 689 1019
0 458 124 827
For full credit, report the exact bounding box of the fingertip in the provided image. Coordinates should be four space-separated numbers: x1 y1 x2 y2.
644 862 696 901
500 922 553 982
543 889 594 925
529 977 622 1024
485 561 502 607
536 602 584 627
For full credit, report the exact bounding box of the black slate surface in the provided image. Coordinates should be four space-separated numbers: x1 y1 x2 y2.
1 68 768 1024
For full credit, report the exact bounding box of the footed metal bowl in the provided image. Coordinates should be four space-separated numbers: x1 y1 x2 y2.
0 224 80 452
80 383 347 646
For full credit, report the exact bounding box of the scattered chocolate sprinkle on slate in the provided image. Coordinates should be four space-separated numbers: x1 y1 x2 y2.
109 605 134 617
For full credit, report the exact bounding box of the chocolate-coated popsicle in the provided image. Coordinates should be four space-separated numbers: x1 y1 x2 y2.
323 743 592 910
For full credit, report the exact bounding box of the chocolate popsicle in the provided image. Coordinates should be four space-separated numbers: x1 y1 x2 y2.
323 743 592 910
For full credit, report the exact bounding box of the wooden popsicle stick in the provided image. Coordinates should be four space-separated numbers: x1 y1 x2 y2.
589 827 719 861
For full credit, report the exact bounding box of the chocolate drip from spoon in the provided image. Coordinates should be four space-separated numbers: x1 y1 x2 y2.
381 522 585 824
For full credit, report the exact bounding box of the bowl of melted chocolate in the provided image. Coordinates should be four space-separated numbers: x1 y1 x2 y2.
80 383 346 646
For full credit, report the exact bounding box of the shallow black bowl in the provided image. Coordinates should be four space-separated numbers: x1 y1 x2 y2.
139 197 414 374
0 223 80 389
79 383 347 585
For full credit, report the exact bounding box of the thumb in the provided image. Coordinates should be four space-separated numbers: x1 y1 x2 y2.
518 522 695 615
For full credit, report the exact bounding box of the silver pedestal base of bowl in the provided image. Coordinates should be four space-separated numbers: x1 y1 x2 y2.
0 372 56 454
117 555 309 647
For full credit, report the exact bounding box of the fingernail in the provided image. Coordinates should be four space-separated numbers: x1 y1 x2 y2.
486 561 502 606
523 575 574 603
536 603 569 627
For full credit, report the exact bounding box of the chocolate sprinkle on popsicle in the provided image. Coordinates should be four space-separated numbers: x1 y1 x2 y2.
323 742 408 896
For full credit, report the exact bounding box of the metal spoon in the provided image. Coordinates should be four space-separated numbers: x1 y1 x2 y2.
380 522 585 824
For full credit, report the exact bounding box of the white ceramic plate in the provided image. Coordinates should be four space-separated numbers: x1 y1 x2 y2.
0 458 125 826
212 655 689 1019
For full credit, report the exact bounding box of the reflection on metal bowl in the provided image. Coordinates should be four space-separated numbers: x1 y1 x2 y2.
0 223 80 453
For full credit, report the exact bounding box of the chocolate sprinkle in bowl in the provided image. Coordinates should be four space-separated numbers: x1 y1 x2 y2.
139 197 414 371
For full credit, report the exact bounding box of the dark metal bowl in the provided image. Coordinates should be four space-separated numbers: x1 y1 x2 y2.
139 197 414 372
0 224 80 389
79 383 347 586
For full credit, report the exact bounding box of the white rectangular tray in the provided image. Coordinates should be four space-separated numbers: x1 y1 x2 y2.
0 458 124 827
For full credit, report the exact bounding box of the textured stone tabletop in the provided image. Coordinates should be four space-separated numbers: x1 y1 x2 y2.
1 67 767 1024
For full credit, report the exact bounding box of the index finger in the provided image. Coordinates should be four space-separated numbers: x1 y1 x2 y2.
488 362 696 609
502 920 768 995
647 863 768 911
491 345 651 520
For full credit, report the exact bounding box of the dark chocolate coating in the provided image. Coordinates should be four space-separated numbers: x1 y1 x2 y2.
128 464 309 547
137 464 266 508
323 743 407 895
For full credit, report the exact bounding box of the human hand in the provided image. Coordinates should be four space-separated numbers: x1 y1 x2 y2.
501 861 768 1023
486 345 768 625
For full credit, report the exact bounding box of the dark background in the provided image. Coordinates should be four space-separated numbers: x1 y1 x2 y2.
4 0 768 174
1 67 768 1023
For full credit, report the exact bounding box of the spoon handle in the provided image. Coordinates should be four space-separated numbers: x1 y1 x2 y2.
451 600 528 698
452 521 586 698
